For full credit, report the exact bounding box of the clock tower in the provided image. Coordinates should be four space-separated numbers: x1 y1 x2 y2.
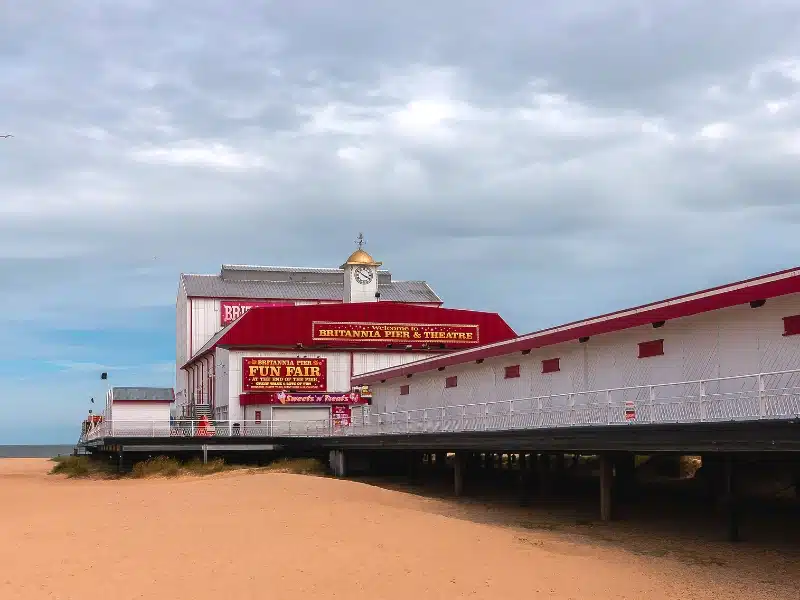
341 233 381 303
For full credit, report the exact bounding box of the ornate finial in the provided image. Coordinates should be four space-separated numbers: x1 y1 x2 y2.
355 232 365 249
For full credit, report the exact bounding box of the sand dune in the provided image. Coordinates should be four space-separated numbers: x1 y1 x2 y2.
0 458 795 600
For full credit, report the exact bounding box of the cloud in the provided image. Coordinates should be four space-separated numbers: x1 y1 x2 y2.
1 0 800 440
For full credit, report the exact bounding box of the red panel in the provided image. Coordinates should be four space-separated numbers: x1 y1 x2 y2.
783 314 800 336
242 357 326 392
352 270 800 385
220 301 294 325
542 358 560 374
312 322 479 345
400 384 410 395
445 375 458 388
254 410 262 424
332 405 351 426
504 365 521 379
239 391 365 406
638 339 664 359
183 302 516 368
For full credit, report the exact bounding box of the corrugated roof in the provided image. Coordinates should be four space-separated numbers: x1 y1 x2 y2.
221 264 392 275
180 274 442 303
111 387 175 402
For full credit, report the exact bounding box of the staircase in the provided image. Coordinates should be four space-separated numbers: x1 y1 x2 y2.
191 403 213 419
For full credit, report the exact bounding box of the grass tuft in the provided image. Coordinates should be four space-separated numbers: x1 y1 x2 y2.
183 457 228 475
261 457 327 475
131 456 181 478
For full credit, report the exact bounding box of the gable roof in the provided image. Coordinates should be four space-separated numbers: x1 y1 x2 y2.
351 265 800 385
111 387 175 402
179 264 443 304
181 275 441 303
182 302 517 368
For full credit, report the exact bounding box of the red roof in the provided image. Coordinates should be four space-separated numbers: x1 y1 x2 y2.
183 302 517 368
351 265 800 385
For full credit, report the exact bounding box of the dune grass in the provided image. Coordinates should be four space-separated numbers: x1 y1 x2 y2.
50 455 117 478
259 457 328 475
50 454 325 479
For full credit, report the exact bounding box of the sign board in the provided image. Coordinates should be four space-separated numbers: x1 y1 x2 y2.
242 357 327 392
220 301 294 326
332 405 352 427
312 322 480 345
624 401 636 422
352 385 372 400
239 391 366 406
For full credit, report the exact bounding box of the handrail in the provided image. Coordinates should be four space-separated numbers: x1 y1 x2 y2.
80 369 800 441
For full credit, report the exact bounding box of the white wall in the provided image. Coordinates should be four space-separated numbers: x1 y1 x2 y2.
214 348 230 419
110 402 171 423
353 352 432 375
175 285 189 414
369 294 800 415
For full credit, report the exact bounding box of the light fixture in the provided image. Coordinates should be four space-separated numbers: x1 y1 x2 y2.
652 321 665 328
579 336 590 343
750 299 766 308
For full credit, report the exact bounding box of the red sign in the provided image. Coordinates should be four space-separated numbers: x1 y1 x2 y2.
312 322 480 345
242 357 327 392
239 391 366 406
220 301 293 325
332 405 352 426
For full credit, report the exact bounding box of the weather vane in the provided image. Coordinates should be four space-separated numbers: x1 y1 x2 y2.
355 232 365 249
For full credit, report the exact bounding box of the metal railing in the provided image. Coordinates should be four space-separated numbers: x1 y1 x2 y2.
82 369 800 441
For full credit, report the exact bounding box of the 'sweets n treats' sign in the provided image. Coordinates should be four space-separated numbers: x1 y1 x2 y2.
312 322 480 345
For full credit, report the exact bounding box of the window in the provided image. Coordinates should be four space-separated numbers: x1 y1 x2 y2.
542 358 560 374
445 375 458 389
504 365 521 379
638 339 664 359
400 384 410 396
254 410 262 424
783 315 800 336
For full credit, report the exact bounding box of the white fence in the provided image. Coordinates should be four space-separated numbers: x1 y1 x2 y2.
81 369 800 442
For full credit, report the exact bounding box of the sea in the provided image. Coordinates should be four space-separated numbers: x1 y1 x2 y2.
0 445 76 458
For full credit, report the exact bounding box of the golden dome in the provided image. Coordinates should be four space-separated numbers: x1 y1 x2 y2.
340 248 382 268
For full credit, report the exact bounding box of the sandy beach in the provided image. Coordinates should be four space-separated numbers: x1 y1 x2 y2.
1 458 797 600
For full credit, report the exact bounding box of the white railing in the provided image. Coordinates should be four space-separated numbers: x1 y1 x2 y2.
82 369 800 441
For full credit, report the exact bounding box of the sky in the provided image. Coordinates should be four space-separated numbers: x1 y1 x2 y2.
1 1 800 444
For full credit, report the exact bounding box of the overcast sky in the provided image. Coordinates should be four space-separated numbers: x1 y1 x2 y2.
2 1 800 443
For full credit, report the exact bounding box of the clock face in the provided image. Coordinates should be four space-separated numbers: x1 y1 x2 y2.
353 266 374 285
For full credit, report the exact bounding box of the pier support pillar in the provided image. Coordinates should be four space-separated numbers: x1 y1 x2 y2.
600 454 614 522
537 453 552 497
519 453 532 506
614 453 637 503
454 452 465 497
408 451 422 483
435 452 448 472
723 456 740 542
202 444 208 465
329 450 347 477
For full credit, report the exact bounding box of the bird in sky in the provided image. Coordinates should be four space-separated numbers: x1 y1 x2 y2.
0 134 12 138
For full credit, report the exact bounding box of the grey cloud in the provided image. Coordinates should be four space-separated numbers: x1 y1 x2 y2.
1 0 800 341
